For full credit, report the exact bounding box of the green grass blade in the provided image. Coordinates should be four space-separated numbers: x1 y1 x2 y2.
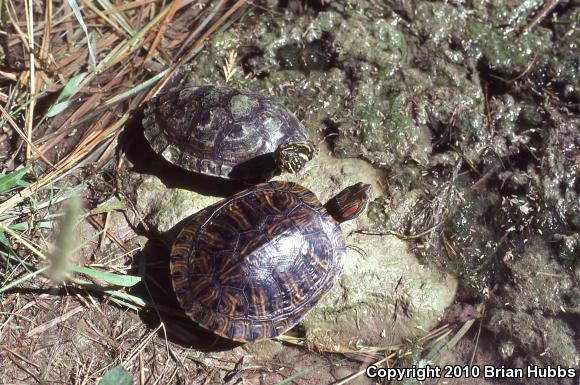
99 364 133 385
87 197 126 216
46 72 88 117
104 288 147 307
70 276 147 308
107 295 142 311
5 220 55 232
424 321 474 363
67 0 97 70
0 168 29 194
55 72 87 101
0 266 49 294
71 229 103 252
97 0 135 35
45 101 70 117
274 366 318 385
0 231 10 248
72 265 142 287
100 69 169 109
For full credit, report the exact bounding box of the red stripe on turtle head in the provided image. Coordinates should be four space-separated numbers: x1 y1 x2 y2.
325 183 371 223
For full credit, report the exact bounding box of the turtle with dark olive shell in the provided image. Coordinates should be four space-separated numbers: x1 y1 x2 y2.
170 181 371 342
142 85 316 180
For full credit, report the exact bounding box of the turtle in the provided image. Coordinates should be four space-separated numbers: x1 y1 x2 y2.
142 85 316 180
170 181 371 342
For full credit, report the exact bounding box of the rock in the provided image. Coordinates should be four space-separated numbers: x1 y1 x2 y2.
124 143 457 348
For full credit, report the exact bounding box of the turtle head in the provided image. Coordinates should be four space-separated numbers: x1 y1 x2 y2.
275 141 316 174
325 183 371 223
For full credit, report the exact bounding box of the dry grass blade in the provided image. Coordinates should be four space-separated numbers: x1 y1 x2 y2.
5 0 28 48
418 323 451 343
146 0 248 100
0 99 54 168
0 222 47 261
0 112 128 216
96 0 135 34
58 2 172 104
181 0 248 62
39 0 52 62
335 354 395 385
81 0 129 38
174 0 226 58
424 319 477 364
24 0 35 160
86 216 132 254
25 306 84 337
222 50 238 82
0 70 18 81
523 0 559 33
122 324 163 367
143 0 181 64
92 0 156 17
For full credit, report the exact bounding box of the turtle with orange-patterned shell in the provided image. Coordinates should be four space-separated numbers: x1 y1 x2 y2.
169 181 371 342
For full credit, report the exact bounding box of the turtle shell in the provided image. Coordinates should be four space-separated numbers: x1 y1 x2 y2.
142 85 311 179
170 181 345 342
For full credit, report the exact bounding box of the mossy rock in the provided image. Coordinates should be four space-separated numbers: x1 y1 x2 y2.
123 144 457 348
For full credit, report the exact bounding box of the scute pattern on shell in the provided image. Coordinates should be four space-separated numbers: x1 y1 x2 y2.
142 86 310 179
170 181 345 342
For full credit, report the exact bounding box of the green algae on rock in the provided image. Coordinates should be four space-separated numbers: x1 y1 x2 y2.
488 287 578 369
